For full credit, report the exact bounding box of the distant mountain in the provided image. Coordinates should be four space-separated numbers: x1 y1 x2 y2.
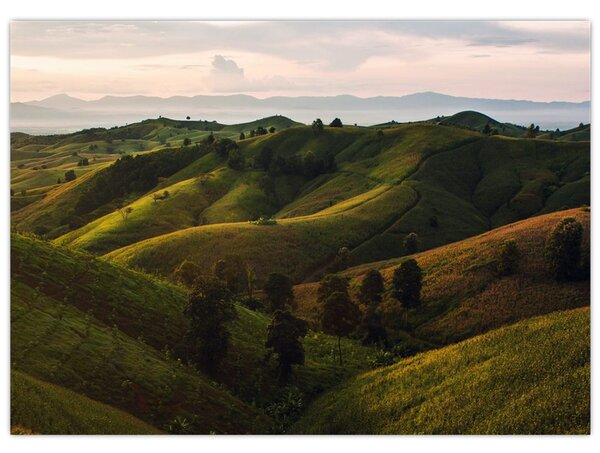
11 92 590 134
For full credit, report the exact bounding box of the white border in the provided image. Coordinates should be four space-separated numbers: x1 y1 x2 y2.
1 1 597 452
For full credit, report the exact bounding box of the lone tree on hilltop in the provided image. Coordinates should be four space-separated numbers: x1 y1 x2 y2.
545 217 584 281
403 232 419 254
320 291 360 365
358 269 384 306
184 275 236 373
329 118 343 128
525 123 538 138
317 274 349 304
265 310 308 381
312 118 324 136
263 272 294 312
392 259 423 309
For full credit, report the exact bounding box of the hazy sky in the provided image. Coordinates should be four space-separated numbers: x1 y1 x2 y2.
10 21 590 102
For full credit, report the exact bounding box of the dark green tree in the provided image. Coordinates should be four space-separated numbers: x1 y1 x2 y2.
317 274 349 304
329 118 343 128
497 239 520 276
256 146 274 170
482 123 491 135
312 118 324 136
545 217 584 281
360 304 387 346
265 310 308 381
403 232 419 254
212 255 248 294
525 123 538 138
239 132 246 140
358 269 384 306
320 291 360 365
64 169 76 182
183 137 192 146
184 276 236 372
263 273 294 312
392 259 423 309
227 148 245 170
269 126 276 134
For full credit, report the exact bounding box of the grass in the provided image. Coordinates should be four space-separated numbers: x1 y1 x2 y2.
11 370 162 434
293 307 590 434
99 124 588 285
11 232 374 433
295 208 590 345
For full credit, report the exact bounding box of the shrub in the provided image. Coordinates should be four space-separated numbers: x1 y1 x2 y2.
249 216 277 225
545 217 584 281
497 240 520 276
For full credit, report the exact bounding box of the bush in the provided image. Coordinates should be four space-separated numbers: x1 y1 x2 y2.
369 350 398 369
545 217 584 281
403 232 419 254
497 240 520 276
249 216 277 225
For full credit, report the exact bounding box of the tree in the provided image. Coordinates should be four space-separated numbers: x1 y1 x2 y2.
212 255 248 294
497 239 520 276
173 260 202 286
265 310 308 381
545 217 584 281
64 169 76 182
239 132 246 140
392 259 423 309
329 118 343 128
245 265 256 300
186 116 191 120
525 123 538 138
227 148 245 170
360 304 387 346
312 118 324 136
320 291 360 365
358 269 384 306
256 146 274 170
403 232 419 254
482 123 491 135
317 274 349 304
184 276 236 372
117 206 133 221
269 126 276 134
263 273 294 312
183 137 192 146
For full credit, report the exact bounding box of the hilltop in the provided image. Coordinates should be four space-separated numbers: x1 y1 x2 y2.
293 307 590 434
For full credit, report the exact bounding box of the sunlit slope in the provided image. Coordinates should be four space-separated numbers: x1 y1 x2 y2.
296 208 589 343
293 307 590 434
104 125 588 283
11 370 162 434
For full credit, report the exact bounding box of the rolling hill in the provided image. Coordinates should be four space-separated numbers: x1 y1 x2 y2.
73 123 589 285
294 208 590 343
11 232 374 433
293 307 590 434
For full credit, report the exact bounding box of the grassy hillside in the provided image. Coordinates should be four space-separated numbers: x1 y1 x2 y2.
11 232 374 432
293 307 590 434
435 111 526 137
295 208 590 344
99 124 588 284
11 370 161 434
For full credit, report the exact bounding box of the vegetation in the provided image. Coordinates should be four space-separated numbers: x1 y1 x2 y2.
294 308 590 434
392 259 423 308
320 291 361 365
263 273 295 312
545 217 584 281
265 310 309 381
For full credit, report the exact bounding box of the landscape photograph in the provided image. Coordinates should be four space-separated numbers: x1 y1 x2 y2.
8 19 591 437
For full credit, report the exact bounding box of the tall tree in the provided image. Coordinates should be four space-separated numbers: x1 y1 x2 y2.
317 274 349 304
392 259 423 309
263 273 294 312
357 269 384 306
212 255 248 294
320 291 360 365
312 118 324 136
265 310 309 381
403 232 419 254
545 217 584 281
184 276 236 372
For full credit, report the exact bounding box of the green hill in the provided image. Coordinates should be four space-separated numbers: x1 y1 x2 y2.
92 124 588 284
11 232 373 433
295 208 590 343
435 111 526 137
11 370 161 434
293 307 590 434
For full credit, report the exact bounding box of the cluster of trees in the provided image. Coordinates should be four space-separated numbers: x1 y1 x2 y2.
482 123 499 136
525 123 541 138
77 157 89 166
74 144 207 216
254 146 336 179
64 170 76 182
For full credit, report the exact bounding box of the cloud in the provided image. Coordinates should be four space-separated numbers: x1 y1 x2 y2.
210 55 244 77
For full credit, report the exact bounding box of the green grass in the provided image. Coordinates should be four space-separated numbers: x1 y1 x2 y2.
11 370 162 434
11 232 374 433
293 307 590 434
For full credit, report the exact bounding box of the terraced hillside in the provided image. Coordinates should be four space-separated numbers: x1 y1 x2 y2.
295 208 590 343
11 232 373 433
293 307 590 434
83 123 590 284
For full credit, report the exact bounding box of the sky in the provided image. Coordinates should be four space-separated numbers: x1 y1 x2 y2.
10 20 591 103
